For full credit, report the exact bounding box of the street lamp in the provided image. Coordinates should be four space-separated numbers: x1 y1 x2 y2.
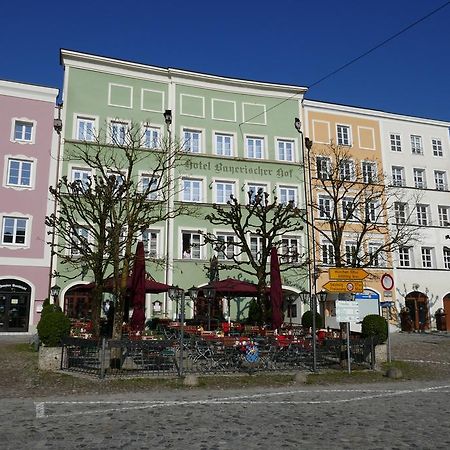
203 286 216 331
50 284 61 307
168 285 198 376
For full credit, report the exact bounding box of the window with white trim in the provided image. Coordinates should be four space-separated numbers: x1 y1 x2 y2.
443 247 450 269
76 117 96 141
368 242 385 267
421 247 433 268
182 231 201 259
279 186 297 206
365 200 379 223
337 125 351 145
216 233 235 260
277 139 294 162
390 134 402 152
392 166 405 186
248 183 267 204
246 136 264 159
287 303 297 319
342 197 357 221
345 241 357 266
410 135 423 154
215 133 233 156
106 171 126 194
142 229 159 258
434 171 448 191
7 159 32 187
109 120 129 145
183 129 201 153
71 168 92 192
438 206 450 227
318 195 332 219
143 125 160 149
316 157 331 180
413 168 426 189
141 175 160 200
281 237 300 263
321 241 335 265
416 204 429 226
398 247 412 267
250 235 263 261
14 121 33 142
362 161 377 183
70 226 89 257
394 202 407 224
182 178 202 202
339 159 354 181
432 138 443 157
215 181 235 204
2 216 28 245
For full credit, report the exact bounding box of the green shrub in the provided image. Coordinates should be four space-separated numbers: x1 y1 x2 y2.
37 303 71 347
361 314 388 343
301 310 323 329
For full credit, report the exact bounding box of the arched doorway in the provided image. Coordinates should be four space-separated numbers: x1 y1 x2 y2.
64 285 93 320
0 279 31 332
443 293 450 331
405 291 429 331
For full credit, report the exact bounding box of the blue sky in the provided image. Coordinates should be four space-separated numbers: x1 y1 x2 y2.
1 0 449 121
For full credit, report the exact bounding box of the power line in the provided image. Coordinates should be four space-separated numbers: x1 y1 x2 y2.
238 1 450 128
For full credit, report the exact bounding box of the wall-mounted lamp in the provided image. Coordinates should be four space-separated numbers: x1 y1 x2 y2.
208 181 213 189
294 117 301 133
241 184 246 192
163 109 172 126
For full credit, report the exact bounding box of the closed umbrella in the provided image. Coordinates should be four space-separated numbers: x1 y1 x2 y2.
130 241 146 332
270 247 283 330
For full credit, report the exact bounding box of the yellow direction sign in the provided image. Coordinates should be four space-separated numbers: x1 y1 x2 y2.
329 268 369 281
323 281 364 293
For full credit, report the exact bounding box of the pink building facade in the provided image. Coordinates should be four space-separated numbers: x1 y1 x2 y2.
0 80 58 333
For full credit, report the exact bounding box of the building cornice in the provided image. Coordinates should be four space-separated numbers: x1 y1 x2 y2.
0 80 58 103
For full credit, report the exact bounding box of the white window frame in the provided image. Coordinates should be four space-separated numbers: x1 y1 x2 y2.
390 133 402 152
365 200 380 223
432 138 443 157
342 197 357 221
368 242 385 268
142 124 161 149
181 230 202 259
141 174 160 200
443 247 450 269
413 168 426 189
398 247 412 267
245 135 265 159
339 159 355 181
362 161 377 183
421 247 434 269
71 167 92 192
321 240 335 265
247 183 268 204
392 166 405 187
182 178 203 202
410 135 423 155
344 240 358 266
183 128 203 153
316 156 331 180
318 195 333 219
214 180 235 204
1 216 29 246
278 185 298 206
70 225 90 257
394 202 407 224
416 204 429 226
438 206 450 227
214 132 234 157
75 115 97 141
6 158 34 188
141 229 160 258
108 119 130 146
434 171 448 191
11 118 35 144
337 124 351 146
276 138 295 162
216 232 236 260
280 236 301 263
250 234 264 262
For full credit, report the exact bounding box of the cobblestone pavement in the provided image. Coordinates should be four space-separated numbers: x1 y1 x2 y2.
0 332 449 448
1 380 450 449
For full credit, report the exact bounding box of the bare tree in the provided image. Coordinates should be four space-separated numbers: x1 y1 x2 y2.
307 142 421 271
200 189 306 322
46 122 191 337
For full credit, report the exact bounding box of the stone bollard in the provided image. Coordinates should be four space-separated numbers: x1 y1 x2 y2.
385 367 403 379
293 371 308 384
183 374 199 387
38 347 62 371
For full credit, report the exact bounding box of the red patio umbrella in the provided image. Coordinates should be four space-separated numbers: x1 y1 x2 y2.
130 241 146 332
200 277 260 297
270 247 283 330
84 275 170 294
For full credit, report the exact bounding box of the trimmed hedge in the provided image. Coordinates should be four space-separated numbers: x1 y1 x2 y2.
37 301 71 347
301 310 323 329
361 314 388 343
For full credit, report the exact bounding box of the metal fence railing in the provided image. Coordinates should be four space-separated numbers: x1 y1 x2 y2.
61 333 379 379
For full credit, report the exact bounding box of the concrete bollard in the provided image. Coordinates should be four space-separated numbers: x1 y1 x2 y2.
183 374 199 387
293 371 308 384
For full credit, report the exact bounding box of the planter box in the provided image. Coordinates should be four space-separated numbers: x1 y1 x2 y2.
38 346 62 371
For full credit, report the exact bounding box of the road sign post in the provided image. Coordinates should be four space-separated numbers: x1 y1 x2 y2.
323 280 364 293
